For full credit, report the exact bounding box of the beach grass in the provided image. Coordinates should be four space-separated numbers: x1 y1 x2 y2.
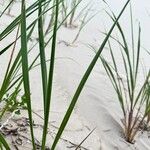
99 6 150 143
0 0 130 149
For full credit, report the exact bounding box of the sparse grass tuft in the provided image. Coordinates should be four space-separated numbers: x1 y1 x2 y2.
98 10 150 143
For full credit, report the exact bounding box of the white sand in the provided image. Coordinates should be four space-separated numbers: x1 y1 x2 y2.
0 0 150 149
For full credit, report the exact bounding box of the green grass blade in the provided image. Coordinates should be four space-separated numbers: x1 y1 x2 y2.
135 25 141 81
38 0 48 113
51 1 130 149
75 128 96 150
133 71 150 108
0 0 14 17
130 2 135 72
0 134 10 150
106 11 135 94
100 56 126 115
0 43 13 55
20 0 36 149
41 0 59 148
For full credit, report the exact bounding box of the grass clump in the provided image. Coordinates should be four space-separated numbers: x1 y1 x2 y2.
61 0 81 28
99 12 150 143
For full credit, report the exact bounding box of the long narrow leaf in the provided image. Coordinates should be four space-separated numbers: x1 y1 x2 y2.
51 1 130 149
38 0 48 113
41 0 59 148
0 134 10 150
20 0 36 149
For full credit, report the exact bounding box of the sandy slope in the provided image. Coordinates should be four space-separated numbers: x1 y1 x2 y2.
0 0 150 149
